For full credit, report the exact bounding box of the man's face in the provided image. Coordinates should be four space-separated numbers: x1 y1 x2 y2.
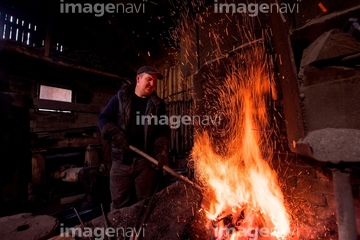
135 73 157 97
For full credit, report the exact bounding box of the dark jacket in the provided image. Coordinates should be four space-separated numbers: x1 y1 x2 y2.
98 84 170 163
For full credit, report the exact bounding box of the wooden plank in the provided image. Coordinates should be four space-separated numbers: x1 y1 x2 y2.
60 193 86 205
269 0 309 157
32 98 101 113
0 92 32 107
48 235 75 240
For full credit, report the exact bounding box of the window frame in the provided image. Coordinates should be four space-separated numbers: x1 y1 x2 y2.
37 83 76 113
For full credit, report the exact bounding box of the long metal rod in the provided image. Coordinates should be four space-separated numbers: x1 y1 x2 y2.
100 203 110 240
129 145 203 192
133 182 160 240
74 208 92 240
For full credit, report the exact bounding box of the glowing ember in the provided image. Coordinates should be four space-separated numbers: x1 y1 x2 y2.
191 43 290 239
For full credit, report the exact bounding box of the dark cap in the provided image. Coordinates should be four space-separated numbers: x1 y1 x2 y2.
136 66 163 80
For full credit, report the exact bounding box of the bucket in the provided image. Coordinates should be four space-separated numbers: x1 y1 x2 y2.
32 154 45 185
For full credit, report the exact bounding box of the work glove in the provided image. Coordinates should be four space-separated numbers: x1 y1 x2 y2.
153 137 169 155
111 131 129 150
156 151 169 170
153 137 169 170
101 122 129 149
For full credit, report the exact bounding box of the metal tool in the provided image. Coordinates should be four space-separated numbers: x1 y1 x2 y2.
129 145 203 192
74 207 92 240
100 203 111 240
130 180 161 240
128 145 205 239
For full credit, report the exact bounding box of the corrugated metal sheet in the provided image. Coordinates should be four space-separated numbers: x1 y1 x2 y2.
157 65 194 156
157 65 193 102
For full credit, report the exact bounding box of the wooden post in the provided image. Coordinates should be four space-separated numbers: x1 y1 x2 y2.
0 13 4 39
44 16 53 57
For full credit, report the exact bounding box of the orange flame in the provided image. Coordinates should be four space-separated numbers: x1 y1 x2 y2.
192 45 290 239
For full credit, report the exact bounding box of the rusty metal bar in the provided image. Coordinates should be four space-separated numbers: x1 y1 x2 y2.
268 0 310 157
73 208 92 240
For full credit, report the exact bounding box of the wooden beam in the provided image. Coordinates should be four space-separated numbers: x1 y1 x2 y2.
269 0 308 156
32 98 101 113
60 193 86 205
0 40 131 83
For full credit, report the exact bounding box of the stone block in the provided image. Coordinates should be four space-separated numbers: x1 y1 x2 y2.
303 192 327 207
310 179 334 195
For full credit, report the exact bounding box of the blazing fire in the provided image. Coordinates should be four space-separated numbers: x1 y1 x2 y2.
191 43 290 239
168 1 291 238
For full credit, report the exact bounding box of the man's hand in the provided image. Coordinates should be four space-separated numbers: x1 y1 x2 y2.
153 137 169 171
156 151 169 170
101 122 129 149
154 137 169 154
112 131 129 150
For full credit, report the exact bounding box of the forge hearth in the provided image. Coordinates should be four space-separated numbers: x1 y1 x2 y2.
70 156 351 240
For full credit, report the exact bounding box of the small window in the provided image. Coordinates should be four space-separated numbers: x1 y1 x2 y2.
38 85 72 113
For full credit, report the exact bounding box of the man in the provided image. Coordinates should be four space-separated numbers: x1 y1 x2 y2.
98 66 170 210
